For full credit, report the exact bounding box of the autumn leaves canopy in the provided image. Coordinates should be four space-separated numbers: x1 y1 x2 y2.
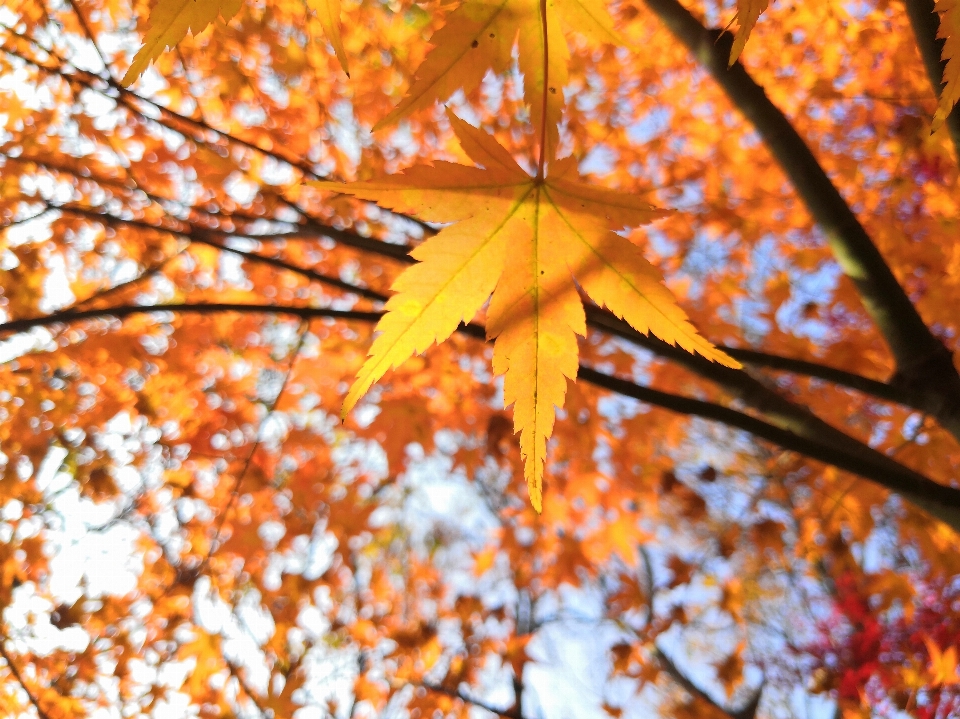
121 0 960 510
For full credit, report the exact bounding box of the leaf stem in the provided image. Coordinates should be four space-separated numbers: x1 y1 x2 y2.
536 0 549 180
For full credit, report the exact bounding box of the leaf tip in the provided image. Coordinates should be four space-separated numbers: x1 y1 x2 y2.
526 466 543 514
529 491 542 514
371 113 399 134
121 54 149 87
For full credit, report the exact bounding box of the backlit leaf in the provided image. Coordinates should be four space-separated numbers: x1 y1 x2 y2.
121 0 243 85
315 114 738 511
934 0 960 130
728 0 770 65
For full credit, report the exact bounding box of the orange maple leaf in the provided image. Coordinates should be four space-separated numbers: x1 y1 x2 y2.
375 0 623 159
728 0 770 65
314 113 738 511
924 635 960 686
935 0 960 130
716 643 745 695
121 0 243 84
122 0 349 84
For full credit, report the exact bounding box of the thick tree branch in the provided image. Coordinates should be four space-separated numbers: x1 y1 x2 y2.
577 366 960 530
583 309 934 487
717 345 923 409
642 0 960 441
905 0 960 159
4 302 960 529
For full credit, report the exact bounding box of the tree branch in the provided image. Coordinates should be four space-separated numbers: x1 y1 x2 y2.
0 303 382 335
419 682 522 719
4 302 960 529
583 308 937 495
577 365 960 530
0 641 53 719
904 0 960 159
642 0 960 441
717 345 923 409
63 0 111 78
43 205 960 528
225 658 269 718
57 205 390 304
654 647 761 719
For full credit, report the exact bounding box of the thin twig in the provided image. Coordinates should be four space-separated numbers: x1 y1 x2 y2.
419 682 522 719
0 641 54 719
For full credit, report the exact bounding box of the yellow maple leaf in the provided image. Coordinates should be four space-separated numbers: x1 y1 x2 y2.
121 0 243 85
375 0 622 160
728 0 770 66
308 0 350 75
314 114 738 512
122 0 350 85
934 0 960 130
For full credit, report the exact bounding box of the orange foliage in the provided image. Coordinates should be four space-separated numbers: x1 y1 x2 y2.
1 0 959 717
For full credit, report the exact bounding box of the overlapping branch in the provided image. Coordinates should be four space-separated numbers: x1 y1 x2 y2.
5 301 960 530
6 14 960 531
643 0 960 441
6 26 935 414
654 647 762 719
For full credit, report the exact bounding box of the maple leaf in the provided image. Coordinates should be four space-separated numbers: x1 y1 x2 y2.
121 0 243 85
314 114 738 511
728 0 770 66
716 643 745 695
307 0 350 75
121 0 350 85
924 636 960 686
375 0 622 159
934 0 960 130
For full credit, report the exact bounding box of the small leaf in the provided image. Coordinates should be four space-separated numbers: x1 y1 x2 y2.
934 0 960 130
728 0 770 66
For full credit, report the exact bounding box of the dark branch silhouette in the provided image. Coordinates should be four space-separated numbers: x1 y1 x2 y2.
4 301 960 528
643 0 960 441
654 647 762 719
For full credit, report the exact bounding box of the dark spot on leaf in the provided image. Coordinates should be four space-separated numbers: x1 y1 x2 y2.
471 40 479 48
